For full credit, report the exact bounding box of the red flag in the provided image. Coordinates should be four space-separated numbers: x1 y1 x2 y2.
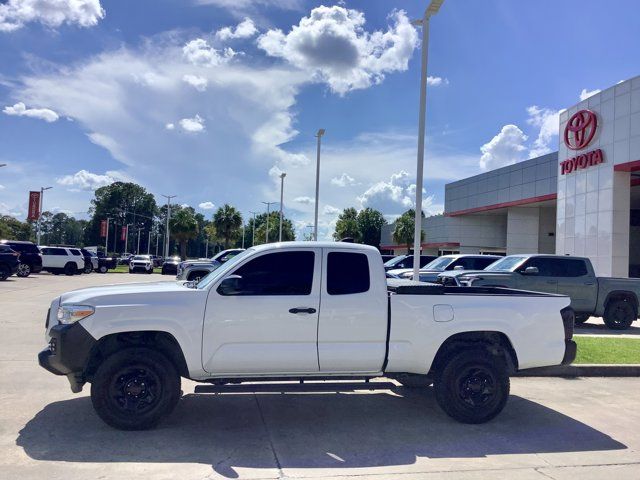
121 225 127 241
100 220 108 238
27 191 41 220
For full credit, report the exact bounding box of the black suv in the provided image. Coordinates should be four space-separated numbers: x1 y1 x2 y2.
0 240 42 277
0 244 20 280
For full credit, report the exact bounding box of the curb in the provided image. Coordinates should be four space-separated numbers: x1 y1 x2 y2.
515 364 640 377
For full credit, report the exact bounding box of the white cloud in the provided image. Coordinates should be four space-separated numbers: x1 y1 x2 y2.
331 173 357 187
182 74 208 91
257 5 419 95
165 123 175 130
182 38 237 67
579 88 601 101
0 184 5 190
198 201 215 210
0 0 104 32
56 169 120 191
3 102 58 122
323 204 340 215
527 105 560 158
294 196 314 204
357 170 433 217
195 0 302 17
427 76 448 86
479 124 528 170
179 114 205 133
216 17 257 40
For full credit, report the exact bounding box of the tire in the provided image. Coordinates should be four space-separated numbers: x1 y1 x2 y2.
17 263 31 277
98 265 108 274
396 374 432 388
147 269 153 274
64 262 77 276
603 299 636 330
0 264 10 281
84 264 93 274
90 347 181 430
574 314 590 325
434 348 510 424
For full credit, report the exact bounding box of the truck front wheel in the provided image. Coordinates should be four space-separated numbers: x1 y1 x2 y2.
603 299 636 330
90 347 181 430
434 349 509 424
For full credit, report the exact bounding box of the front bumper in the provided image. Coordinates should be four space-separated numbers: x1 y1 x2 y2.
38 322 96 391
562 340 577 365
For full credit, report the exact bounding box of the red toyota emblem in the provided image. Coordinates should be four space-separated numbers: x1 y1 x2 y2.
564 109 597 150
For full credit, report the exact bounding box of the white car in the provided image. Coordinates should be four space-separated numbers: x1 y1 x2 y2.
128 254 154 274
39 246 85 275
39 242 576 430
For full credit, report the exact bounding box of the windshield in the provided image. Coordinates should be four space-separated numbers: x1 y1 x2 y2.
383 256 405 267
133 255 150 261
196 248 252 289
484 256 527 272
421 256 455 272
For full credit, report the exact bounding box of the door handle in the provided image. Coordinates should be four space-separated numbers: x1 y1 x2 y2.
289 307 316 314
584 282 595 286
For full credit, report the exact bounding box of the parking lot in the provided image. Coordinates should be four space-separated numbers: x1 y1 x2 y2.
1 272 639 479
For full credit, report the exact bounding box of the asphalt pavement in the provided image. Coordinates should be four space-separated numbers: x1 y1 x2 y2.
1 271 639 479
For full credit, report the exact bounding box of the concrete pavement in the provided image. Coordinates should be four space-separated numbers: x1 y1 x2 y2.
1 272 639 479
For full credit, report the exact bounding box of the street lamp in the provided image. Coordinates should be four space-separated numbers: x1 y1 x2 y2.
261 201 277 243
279 172 286 242
411 0 444 281
313 128 325 241
249 211 258 246
161 194 176 257
36 186 52 245
124 223 132 254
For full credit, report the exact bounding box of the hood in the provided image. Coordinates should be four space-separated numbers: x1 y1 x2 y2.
60 281 187 305
438 269 487 278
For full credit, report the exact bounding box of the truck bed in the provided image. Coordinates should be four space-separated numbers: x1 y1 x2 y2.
387 279 562 297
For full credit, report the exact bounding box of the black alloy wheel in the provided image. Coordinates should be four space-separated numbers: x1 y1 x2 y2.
604 299 636 330
17 263 31 277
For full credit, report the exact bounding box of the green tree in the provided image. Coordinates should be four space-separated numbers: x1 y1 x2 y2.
0 215 33 241
393 209 425 253
357 208 387 247
213 204 243 249
251 211 295 245
333 207 360 241
170 207 199 259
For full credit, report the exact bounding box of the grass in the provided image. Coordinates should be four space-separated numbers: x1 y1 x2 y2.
574 337 640 364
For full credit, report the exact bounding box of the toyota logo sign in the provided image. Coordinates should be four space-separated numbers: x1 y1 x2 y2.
564 109 598 150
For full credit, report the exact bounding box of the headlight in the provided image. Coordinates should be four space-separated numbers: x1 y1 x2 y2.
57 305 95 324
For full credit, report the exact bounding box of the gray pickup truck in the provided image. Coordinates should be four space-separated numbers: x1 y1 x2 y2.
437 254 640 330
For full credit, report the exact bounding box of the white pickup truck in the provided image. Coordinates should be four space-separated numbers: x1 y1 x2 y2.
39 242 576 430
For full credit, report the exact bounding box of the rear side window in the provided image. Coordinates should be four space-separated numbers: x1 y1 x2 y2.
0 245 13 253
327 252 370 295
556 259 588 277
473 257 498 270
231 251 315 295
70 249 82 256
52 248 67 256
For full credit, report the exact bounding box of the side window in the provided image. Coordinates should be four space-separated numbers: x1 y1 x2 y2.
53 248 67 256
522 258 558 276
70 249 82 256
475 257 497 269
557 259 588 277
40 248 51 255
226 251 315 296
327 252 370 295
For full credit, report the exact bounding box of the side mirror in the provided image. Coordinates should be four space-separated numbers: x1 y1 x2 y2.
453 265 465 271
523 266 539 275
217 275 242 295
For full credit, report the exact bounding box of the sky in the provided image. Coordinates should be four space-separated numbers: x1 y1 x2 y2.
0 0 639 240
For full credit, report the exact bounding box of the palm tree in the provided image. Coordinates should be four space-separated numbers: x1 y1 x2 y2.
393 209 425 253
170 208 199 259
213 204 243 249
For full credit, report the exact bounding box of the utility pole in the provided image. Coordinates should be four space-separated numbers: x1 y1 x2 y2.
36 186 52 245
124 223 132 254
241 223 245 249
261 201 276 243
161 194 176 257
104 217 110 253
147 230 152 254
156 232 160 256
313 129 325 241
249 211 258 246
279 173 287 242
136 227 142 254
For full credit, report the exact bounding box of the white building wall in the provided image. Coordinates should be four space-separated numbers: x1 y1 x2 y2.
507 208 540 254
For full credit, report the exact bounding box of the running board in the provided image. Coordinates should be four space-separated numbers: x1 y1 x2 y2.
194 381 397 394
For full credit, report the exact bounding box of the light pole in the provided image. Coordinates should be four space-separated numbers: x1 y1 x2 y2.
249 211 258 246
411 0 444 281
241 223 245 249
104 217 110 253
136 227 142 254
147 230 152 254
36 186 52 245
262 201 276 243
313 128 325 241
279 172 286 242
161 194 176 257
124 223 132 254
156 232 161 256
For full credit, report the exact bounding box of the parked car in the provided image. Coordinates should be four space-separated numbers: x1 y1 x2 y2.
176 248 245 279
96 251 119 273
383 254 437 272
0 240 42 277
389 255 501 282
129 254 154 274
381 254 396 263
177 260 222 281
0 244 20 280
445 254 640 330
161 256 181 275
40 246 85 275
151 255 164 268
79 248 99 273
118 253 134 265
39 241 575 430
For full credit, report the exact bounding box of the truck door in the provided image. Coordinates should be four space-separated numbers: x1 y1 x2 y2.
202 248 321 375
554 258 598 312
516 257 558 293
318 249 388 373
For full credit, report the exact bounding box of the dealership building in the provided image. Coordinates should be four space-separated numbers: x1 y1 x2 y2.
380 75 640 278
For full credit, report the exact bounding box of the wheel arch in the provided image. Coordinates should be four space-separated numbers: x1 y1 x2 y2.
604 290 638 313
428 331 519 376
84 330 190 381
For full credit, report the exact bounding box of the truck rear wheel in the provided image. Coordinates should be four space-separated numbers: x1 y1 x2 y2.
90 347 181 430
434 349 509 424
603 299 636 330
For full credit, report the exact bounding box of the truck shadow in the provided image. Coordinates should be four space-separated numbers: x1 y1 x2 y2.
17 387 626 478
